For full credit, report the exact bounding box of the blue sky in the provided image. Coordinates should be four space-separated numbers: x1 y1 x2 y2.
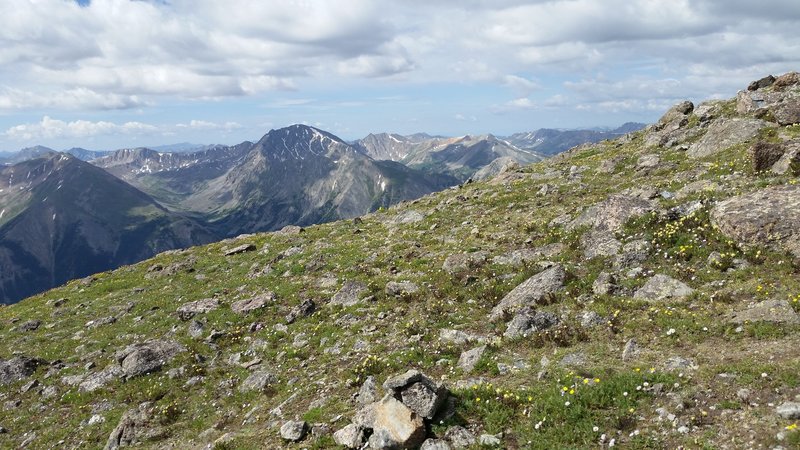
1 0 799 151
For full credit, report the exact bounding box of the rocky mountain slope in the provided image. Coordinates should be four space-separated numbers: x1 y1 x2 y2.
0 153 216 304
1 73 800 449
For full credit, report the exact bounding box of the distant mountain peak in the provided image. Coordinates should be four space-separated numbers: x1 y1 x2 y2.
257 124 350 160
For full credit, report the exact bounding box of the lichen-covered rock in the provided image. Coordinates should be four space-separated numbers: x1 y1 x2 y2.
457 346 486 372
503 307 559 339
385 281 420 297
330 280 369 306
489 264 566 321
239 371 277 393
114 340 185 379
687 118 768 158
175 298 219 321
633 275 694 301
711 185 800 260
568 194 657 232
104 403 164 450
280 420 307 442
581 230 621 259
333 423 366 448
442 251 488 275
0 356 45 385
729 299 800 325
231 292 274 314
748 141 785 172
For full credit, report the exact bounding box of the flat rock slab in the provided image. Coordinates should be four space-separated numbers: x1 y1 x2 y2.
224 244 256 256
115 340 185 379
330 280 369 307
729 299 800 324
633 274 694 301
687 118 768 158
367 395 426 449
231 292 275 314
176 298 219 321
489 264 566 321
711 185 800 259
568 194 656 232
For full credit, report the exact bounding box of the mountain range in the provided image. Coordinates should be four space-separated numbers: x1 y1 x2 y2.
0 124 642 304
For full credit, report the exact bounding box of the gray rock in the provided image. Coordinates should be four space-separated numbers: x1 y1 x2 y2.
442 252 488 275
279 225 304 234
771 141 800 175
224 243 256 256
285 299 315 324
438 329 485 346
421 439 453 450
0 356 45 385
581 230 621 259
659 101 694 124
479 434 502 446
492 243 565 266
776 402 800 419
579 311 606 328
748 75 776 91
80 365 123 392
104 404 163 450
356 376 379 406
445 425 476 448
664 356 697 372
637 154 661 169
175 298 219 321
280 420 307 442
633 275 694 301
457 346 486 373
749 141 785 172
18 320 41 332
560 352 587 368
231 292 275 314
503 308 559 339
592 272 617 296
489 264 566 321
115 340 185 379
622 339 639 362
729 299 800 325
330 280 369 307
333 423 366 448
394 210 426 224
367 395 426 449
239 371 277 393
711 185 800 260
385 281 420 297
188 320 205 339
568 194 656 232
400 381 448 419
473 157 520 181
687 118 768 158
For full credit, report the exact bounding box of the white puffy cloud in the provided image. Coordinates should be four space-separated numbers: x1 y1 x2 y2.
4 116 158 141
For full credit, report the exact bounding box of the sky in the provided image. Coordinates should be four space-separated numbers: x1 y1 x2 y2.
0 0 799 151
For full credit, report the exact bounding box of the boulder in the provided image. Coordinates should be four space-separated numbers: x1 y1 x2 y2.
729 299 800 325
773 98 800 126
444 426 476 448
457 346 486 373
748 141 785 172
776 402 800 420
383 369 448 420
568 194 657 232
280 420 308 442
231 292 274 314
438 329 485 346
385 281 420 297
503 307 559 339
367 395 426 449
333 423 366 448
239 371 277 393
442 252 488 275
633 275 694 301
79 365 123 392
285 299 315 324
770 141 800 175
711 185 800 260
636 154 661 170
581 230 621 259
0 356 45 385
356 376 379 406
175 298 219 321
747 75 775 91
687 118 768 159
104 404 164 450
421 439 453 450
330 280 369 307
114 340 185 379
394 210 425 225
592 272 617 296
773 71 800 90
18 320 41 332
658 101 694 124
224 243 256 256
489 264 566 321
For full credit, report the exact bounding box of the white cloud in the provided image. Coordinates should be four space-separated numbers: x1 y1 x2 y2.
176 120 243 132
4 116 158 141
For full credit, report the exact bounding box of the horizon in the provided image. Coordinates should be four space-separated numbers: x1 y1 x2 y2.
1 1 798 150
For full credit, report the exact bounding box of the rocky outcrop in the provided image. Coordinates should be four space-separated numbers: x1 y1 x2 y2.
567 194 657 232
711 185 800 260
330 280 369 306
489 264 566 321
175 298 219 320
687 118 768 158
114 340 185 379
729 299 800 325
633 275 694 301
0 356 45 385
104 403 164 449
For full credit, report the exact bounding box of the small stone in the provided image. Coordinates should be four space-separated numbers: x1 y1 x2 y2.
175 298 219 321
285 299 315 324
18 320 42 332
356 376 378 407
633 274 694 301
239 371 276 393
479 434 502 446
279 420 307 442
231 293 275 314
592 272 617 296
622 339 639 362
444 425 476 448
385 281 420 297
330 281 369 307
